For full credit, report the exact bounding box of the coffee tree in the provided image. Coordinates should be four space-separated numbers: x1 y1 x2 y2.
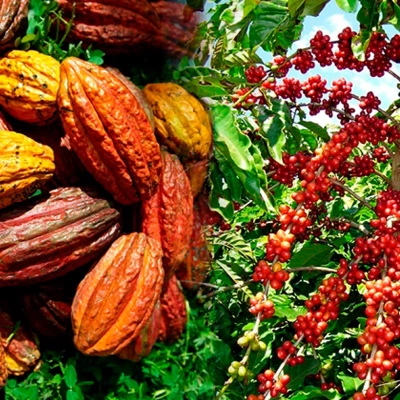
176 0 400 399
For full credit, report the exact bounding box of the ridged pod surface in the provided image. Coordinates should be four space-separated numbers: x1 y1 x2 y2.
58 57 162 204
117 302 161 362
56 0 160 54
0 0 29 52
0 334 7 387
176 200 211 290
159 275 187 343
0 50 60 124
106 67 155 130
0 187 121 286
143 82 213 160
142 151 194 283
0 131 55 210
72 232 164 356
22 283 74 342
0 302 41 376
151 1 198 59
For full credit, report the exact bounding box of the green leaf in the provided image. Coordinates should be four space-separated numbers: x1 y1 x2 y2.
297 120 330 142
289 243 333 268
289 386 342 399
224 49 263 67
21 33 37 43
337 373 364 393
87 49 105 65
213 231 255 261
249 1 288 49
210 104 271 211
287 357 320 390
64 365 77 388
269 293 307 321
335 0 358 13
209 161 234 220
288 0 329 18
8 385 39 400
357 0 380 29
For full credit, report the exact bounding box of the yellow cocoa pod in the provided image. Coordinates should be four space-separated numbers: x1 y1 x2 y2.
143 82 213 160
0 50 60 124
0 131 55 209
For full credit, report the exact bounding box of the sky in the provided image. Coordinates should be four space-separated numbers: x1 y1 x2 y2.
288 1 400 124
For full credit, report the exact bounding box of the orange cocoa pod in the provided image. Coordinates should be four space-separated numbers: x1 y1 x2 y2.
142 151 194 283
159 275 187 343
117 302 161 362
176 200 211 290
58 57 162 205
72 232 164 356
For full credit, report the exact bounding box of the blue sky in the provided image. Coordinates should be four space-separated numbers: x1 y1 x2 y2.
290 1 400 124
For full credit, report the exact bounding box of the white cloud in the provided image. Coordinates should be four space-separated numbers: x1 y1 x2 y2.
292 14 352 51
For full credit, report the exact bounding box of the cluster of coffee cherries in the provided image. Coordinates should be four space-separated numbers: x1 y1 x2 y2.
237 330 267 352
294 276 349 347
337 259 365 285
267 151 311 187
252 260 290 290
254 369 291 398
249 292 275 320
276 340 305 366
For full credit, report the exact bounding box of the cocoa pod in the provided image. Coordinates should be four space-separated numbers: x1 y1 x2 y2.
151 1 199 59
22 282 75 342
106 67 155 130
72 232 164 356
117 302 161 362
0 0 29 53
0 302 41 376
58 57 162 205
56 0 160 54
0 50 60 125
0 187 121 286
176 199 211 290
0 130 55 210
143 82 213 161
142 151 194 283
0 334 7 388
159 275 187 343
184 158 208 198
17 120 94 188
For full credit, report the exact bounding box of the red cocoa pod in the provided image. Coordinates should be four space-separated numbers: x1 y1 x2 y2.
184 159 208 198
117 302 161 362
22 282 74 342
142 151 194 283
56 0 160 54
58 57 162 204
176 200 211 290
159 275 187 343
0 334 7 387
0 0 29 53
0 187 121 286
0 301 41 376
151 1 199 58
72 232 164 356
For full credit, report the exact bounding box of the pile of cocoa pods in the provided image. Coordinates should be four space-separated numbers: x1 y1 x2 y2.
0 0 214 388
